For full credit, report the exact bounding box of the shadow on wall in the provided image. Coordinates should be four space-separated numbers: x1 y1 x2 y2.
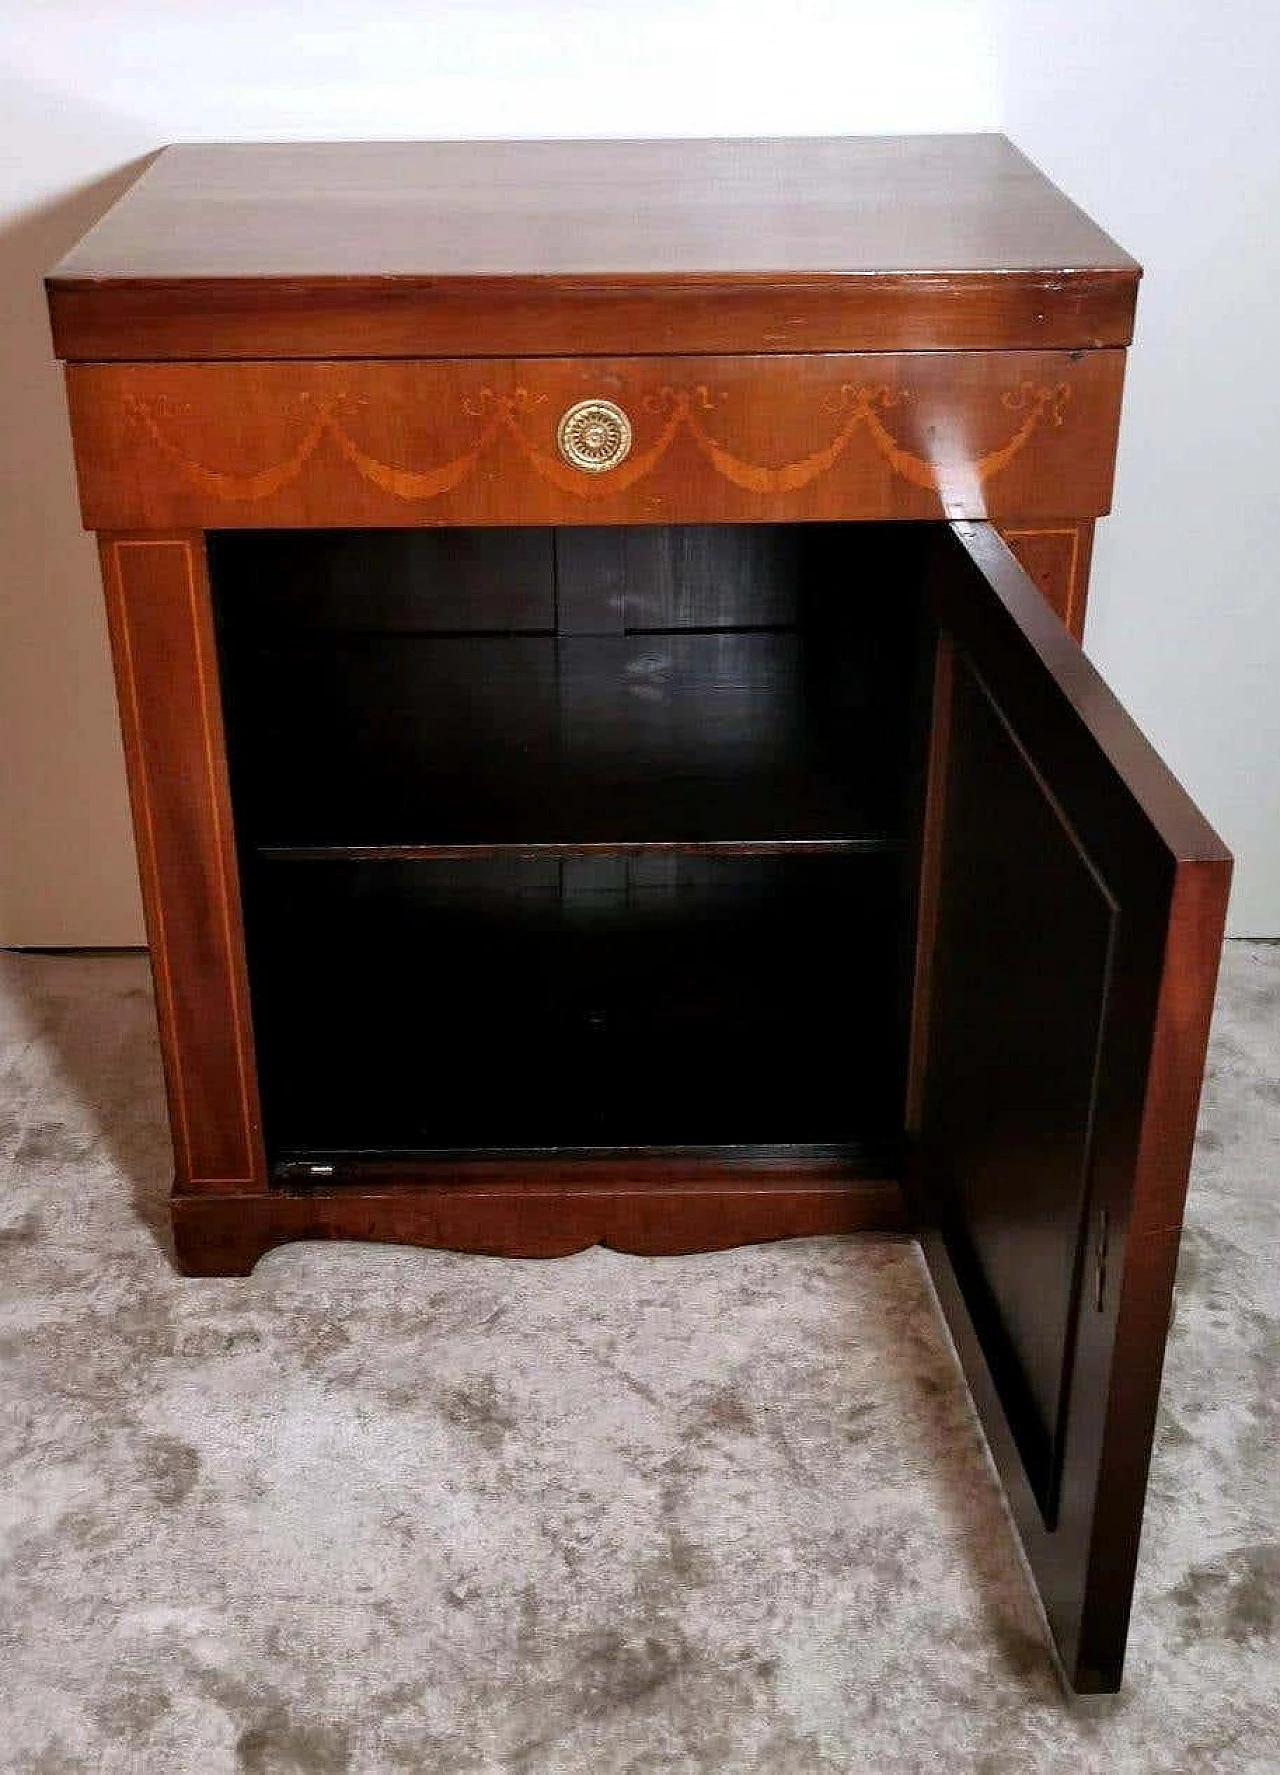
0 111 157 946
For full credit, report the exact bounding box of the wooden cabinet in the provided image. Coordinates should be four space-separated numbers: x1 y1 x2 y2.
48 136 1229 1694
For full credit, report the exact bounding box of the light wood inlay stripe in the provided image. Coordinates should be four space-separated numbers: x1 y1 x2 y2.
182 542 258 1165
100 535 263 1191
103 540 195 1182
1000 525 1088 638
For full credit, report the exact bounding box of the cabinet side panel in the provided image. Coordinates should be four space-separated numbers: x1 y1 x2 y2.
999 522 1095 640
99 535 264 1191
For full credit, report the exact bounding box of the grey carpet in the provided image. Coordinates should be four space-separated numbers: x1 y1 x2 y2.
1 944 1277 1774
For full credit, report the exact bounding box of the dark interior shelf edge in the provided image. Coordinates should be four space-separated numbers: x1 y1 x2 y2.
271 1139 905 1189
257 837 899 861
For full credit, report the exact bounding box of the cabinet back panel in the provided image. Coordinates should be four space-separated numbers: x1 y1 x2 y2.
248 854 903 1156
212 527 556 633
555 526 806 632
212 523 919 849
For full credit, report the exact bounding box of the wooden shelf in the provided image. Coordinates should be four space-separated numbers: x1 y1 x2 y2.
257 835 898 862
271 1140 901 1185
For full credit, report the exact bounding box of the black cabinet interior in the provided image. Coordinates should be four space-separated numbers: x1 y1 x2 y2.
210 524 925 1169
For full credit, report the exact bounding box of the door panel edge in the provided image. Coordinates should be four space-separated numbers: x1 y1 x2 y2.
1071 855 1230 1689
908 521 1231 1691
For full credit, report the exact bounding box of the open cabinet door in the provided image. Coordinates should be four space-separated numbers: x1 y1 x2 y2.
908 522 1231 1693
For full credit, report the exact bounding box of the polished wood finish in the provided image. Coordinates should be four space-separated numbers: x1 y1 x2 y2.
64 352 1125 532
99 535 265 1191
173 1168 908 1276
50 139 1229 1696
999 521 1095 638
908 523 1230 1691
47 137 1138 360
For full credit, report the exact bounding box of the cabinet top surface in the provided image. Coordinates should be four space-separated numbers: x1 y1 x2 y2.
54 136 1134 280
46 136 1139 359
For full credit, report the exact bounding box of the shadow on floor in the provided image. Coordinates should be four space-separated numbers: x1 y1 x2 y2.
1 946 176 1262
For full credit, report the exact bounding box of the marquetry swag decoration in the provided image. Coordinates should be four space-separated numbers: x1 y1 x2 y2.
120 380 1073 505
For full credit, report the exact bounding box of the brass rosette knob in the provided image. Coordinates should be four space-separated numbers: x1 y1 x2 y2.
556 399 633 474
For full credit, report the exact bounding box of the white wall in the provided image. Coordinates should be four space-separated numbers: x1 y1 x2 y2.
997 0 1280 935
2 2 1277 941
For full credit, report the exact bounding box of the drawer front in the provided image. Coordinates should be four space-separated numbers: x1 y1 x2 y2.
66 351 1125 532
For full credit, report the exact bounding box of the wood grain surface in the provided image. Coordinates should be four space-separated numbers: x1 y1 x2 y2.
99 535 265 1192
172 1170 908 1275
65 352 1125 531
909 522 1231 1691
46 137 1139 359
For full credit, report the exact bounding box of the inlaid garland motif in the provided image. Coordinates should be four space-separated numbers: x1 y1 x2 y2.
123 380 1072 504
